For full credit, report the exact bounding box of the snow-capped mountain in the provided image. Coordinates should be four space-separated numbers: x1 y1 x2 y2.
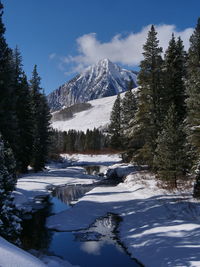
47 58 137 111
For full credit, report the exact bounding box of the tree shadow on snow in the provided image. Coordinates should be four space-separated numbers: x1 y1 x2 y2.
48 192 200 266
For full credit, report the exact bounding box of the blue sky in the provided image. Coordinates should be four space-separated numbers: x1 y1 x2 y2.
2 0 200 94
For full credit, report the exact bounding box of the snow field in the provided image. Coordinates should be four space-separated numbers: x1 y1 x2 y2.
51 88 138 132
52 94 117 132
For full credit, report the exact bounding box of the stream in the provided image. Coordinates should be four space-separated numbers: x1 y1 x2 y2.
20 165 140 267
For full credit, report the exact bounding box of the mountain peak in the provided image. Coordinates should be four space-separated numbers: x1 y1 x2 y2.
47 60 137 111
96 58 113 68
98 58 111 64
83 58 114 73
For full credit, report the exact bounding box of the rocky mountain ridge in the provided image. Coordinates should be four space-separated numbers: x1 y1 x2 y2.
47 59 137 111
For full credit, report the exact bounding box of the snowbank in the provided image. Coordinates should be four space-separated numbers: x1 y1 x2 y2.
105 163 144 179
0 236 45 267
61 153 122 166
0 236 79 267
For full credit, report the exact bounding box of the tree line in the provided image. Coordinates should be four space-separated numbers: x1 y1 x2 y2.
50 128 109 158
0 2 51 243
109 20 200 196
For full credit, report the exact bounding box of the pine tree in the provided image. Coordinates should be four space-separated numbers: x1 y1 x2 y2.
163 34 187 122
186 18 200 198
121 88 137 148
94 129 102 151
108 94 122 149
12 47 34 172
0 133 21 244
79 132 85 152
133 25 164 166
0 3 18 156
154 104 187 188
30 65 51 171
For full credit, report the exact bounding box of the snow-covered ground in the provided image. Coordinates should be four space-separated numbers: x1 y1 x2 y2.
52 94 117 132
0 154 121 267
47 168 200 267
14 153 121 210
3 153 200 267
14 166 97 210
0 237 46 267
0 237 78 267
52 88 138 132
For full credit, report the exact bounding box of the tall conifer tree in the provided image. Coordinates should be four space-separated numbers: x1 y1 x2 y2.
186 18 200 197
154 104 187 188
0 2 18 155
12 47 33 172
121 88 137 150
0 133 21 244
30 65 51 171
133 25 164 166
121 89 137 130
163 34 187 122
108 94 122 149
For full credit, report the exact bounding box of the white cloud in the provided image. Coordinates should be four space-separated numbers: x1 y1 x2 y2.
49 53 56 60
60 24 194 73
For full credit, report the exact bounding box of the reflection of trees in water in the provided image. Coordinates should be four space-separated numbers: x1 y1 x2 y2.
20 198 53 251
74 213 126 256
74 213 121 242
20 184 95 251
52 184 95 205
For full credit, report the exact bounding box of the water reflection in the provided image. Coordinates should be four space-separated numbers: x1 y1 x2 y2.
49 213 139 267
20 167 140 267
76 213 123 256
20 199 53 252
52 184 95 205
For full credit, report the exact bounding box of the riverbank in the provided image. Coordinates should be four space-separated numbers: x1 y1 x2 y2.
2 153 200 267
14 153 121 211
47 168 200 267
0 154 121 267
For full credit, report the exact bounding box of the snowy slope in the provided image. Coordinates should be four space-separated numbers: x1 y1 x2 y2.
52 94 116 132
0 236 79 267
51 87 138 132
0 237 45 267
47 59 137 111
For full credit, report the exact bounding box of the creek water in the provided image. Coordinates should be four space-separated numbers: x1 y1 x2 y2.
20 165 140 267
